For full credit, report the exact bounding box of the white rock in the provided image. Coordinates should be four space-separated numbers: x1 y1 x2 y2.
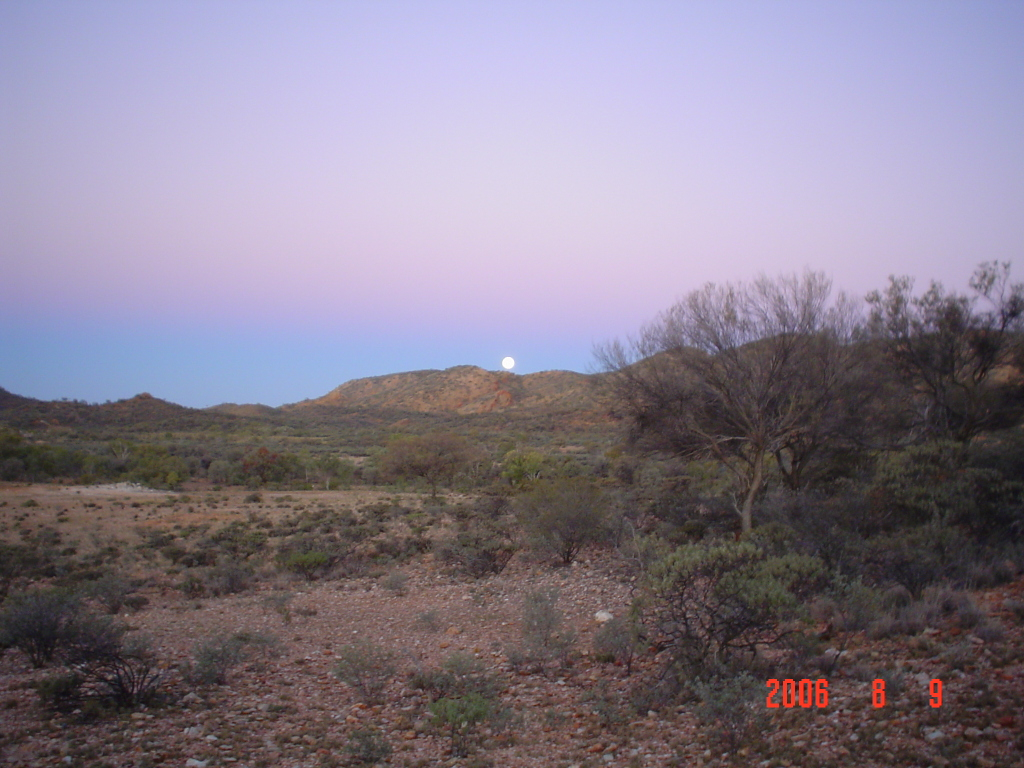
594 610 614 624
185 760 208 768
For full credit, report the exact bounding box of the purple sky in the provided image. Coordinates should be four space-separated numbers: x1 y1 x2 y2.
3 1 1023 408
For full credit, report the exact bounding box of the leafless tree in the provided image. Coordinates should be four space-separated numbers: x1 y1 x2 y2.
866 261 1024 442
597 271 867 533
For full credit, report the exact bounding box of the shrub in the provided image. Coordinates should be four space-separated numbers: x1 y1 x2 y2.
580 681 628 726
973 621 1005 644
186 632 265 686
410 652 499 701
122 594 149 613
346 727 392 765
430 693 492 757
812 574 885 635
179 574 205 599
690 672 769 752
643 538 825 673
380 570 409 595
31 614 161 711
263 592 294 624
282 551 330 581
865 525 973 598
414 609 442 632
593 614 644 675
438 520 518 578
85 574 133 615
332 640 397 704
516 478 610 565
0 542 43 602
522 588 563 649
36 671 84 712
0 588 81 667
203 562 254 596
72 633 162 709
870 441 1024 537
514 587 575 669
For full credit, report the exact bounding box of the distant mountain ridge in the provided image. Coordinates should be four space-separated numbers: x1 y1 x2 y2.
286 365 608 416
1 366 610 430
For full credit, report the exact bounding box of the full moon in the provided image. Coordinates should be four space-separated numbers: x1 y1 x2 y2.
501 356 515 370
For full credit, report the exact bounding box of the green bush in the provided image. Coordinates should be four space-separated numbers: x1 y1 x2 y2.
281 551 330 581
643 538 825 673
869 441 1024 536
430 693 492 757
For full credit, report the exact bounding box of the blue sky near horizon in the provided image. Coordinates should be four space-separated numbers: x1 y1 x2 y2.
3 1 1023 408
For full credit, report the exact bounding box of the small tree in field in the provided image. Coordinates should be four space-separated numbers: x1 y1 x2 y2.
516 478 610 565
382 433 475 497
242 447 282 486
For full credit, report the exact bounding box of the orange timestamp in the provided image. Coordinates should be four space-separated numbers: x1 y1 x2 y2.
765 678 944 709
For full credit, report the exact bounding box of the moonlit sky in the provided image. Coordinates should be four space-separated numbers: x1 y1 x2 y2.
3 2 1023 408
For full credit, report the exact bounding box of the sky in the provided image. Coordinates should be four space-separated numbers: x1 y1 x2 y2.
2 1 1023 408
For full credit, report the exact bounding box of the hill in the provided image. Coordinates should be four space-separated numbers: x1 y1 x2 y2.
287 365 610 417
0 366 615 448
0 389 241 434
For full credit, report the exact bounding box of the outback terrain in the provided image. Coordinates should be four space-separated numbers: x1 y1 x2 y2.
5 271 1024 768
1 483 1023 768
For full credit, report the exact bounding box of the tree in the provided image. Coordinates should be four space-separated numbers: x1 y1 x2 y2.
516 478 610 565
500 449 546 488
309 454 354 490
866 261 1024 442
597 271 865 533
382 433 476 498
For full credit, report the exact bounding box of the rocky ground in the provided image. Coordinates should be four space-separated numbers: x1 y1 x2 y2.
1 484 1023 768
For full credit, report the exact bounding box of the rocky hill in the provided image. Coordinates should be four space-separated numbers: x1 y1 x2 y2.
286 365 609 417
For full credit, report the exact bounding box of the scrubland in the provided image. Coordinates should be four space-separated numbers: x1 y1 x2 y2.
1 478 1023 768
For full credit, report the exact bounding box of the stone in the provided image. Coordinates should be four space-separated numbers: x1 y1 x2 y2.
185 761 208 768
594 610 614 624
